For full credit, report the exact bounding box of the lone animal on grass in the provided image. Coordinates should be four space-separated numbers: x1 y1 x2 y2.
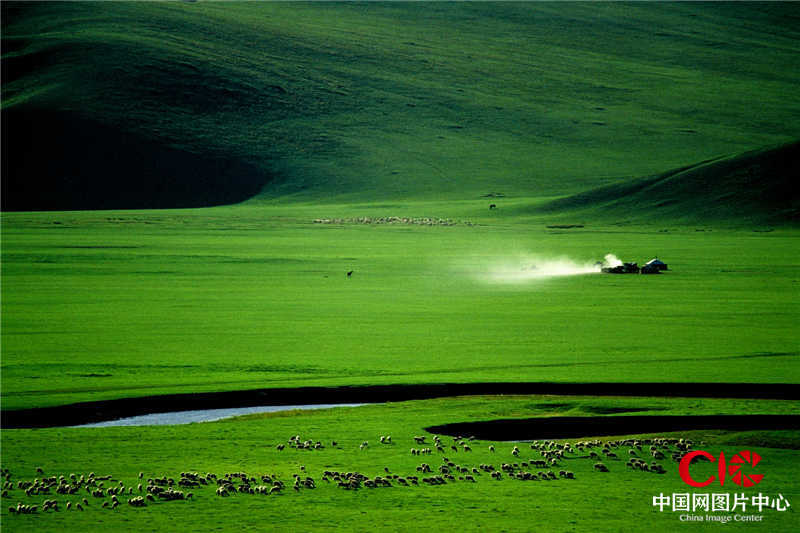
489 204 497 210
346 270 353 278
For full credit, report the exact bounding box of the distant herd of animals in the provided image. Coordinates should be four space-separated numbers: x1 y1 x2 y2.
3 434 695 517
313 216 473 226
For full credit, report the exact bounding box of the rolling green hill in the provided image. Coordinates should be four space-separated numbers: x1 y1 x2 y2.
3 1 800 210
535 140 800 225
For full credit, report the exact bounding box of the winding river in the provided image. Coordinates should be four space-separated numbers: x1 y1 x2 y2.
71 403 366 428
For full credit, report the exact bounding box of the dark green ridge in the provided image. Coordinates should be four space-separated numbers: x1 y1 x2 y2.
533 140 800 226
3 2 800 210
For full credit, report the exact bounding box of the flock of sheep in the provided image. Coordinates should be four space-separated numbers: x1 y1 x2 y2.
312 216 473 226
3 434 695 517
3 468 195 515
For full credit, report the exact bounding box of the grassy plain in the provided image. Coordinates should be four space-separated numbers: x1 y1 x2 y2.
2 396 799 532
4 202 797 532
2 204 798 410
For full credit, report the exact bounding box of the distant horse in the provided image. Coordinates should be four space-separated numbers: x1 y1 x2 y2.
489 204 497 210
346 271 353 278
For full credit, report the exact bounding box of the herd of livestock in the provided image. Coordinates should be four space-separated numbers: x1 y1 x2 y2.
4 434 694 517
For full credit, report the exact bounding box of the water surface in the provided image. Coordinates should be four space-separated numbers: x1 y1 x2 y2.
72 403 365 428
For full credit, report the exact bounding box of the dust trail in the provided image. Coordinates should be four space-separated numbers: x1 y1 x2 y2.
459 252 627 284
479 255 603 283
469 253 634 283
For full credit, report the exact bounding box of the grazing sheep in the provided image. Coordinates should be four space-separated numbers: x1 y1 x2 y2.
593 463 609 473
11 503 38 514
128 496 146 507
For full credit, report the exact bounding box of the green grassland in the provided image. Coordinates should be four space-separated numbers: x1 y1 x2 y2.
2 206 798 410
2 2 800 532
2 396 799 532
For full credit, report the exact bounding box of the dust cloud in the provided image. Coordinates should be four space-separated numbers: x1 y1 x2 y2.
464 253 628 284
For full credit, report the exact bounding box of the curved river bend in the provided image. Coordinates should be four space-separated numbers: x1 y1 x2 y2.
71 403 365 428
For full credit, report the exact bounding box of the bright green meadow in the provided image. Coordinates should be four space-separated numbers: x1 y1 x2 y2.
2 207 799 410
2 2 799 532
2 204 799 532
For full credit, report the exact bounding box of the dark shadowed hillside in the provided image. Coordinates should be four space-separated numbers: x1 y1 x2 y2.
536 141 800 225
1 108 271 210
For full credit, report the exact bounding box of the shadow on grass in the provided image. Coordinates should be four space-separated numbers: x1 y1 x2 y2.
3 382 799 429
426 414 800 441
